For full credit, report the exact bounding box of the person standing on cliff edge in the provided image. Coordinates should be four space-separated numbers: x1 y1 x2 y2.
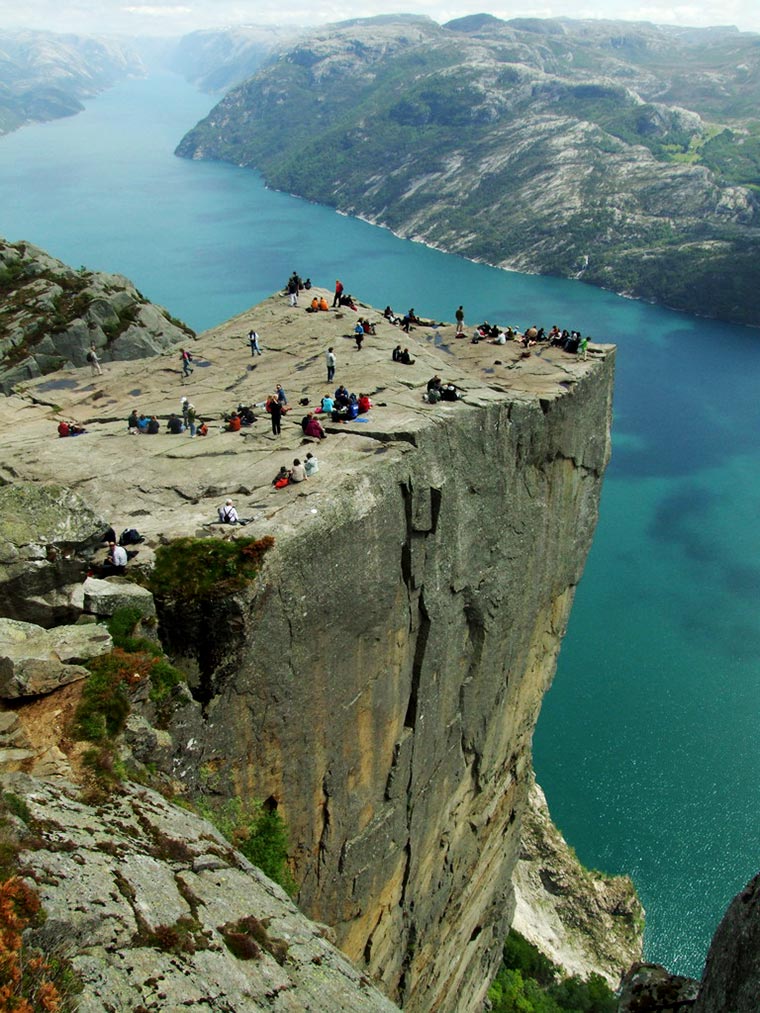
326 346 336 383
455 305 465 336
332 280 343 308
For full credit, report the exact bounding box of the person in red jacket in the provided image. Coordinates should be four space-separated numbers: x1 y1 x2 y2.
332 279 344 307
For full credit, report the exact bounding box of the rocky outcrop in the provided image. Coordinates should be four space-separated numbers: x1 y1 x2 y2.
176 15 760 325
0 483 106 626
0 30 144 135
0 287 616 1011
0 617 112 698
1 774 401 1012
693 872 760 1013
512 779 643 986
0 237 195 392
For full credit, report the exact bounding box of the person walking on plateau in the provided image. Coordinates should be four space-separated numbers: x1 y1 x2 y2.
180 348 193 378
455 305 465 335
87 343 102 376
248 330 262 356
326 346 336 383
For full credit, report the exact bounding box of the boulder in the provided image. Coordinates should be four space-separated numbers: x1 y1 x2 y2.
82 577 156 618
0 483 106 627
0 616 111 698
694 872 760 1013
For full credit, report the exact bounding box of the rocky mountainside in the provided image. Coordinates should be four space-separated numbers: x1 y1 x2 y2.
0 237 195 393
176 14 760 326
513 779 643 986
0 29 143 135
0 263 620 1010
170 25 303 93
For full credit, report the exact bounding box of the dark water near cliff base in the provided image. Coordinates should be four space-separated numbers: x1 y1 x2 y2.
2 72 759 979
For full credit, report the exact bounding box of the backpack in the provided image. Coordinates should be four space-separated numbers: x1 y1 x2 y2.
86 350 95 363
119 528 144 546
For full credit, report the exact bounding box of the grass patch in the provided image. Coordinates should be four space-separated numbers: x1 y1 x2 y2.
196 798 296 896
148 535 274 604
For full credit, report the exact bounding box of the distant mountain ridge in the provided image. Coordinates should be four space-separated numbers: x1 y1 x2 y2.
0 29 143 135
175 15 760 325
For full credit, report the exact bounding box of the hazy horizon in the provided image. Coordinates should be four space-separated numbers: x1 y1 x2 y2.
1 0 759 40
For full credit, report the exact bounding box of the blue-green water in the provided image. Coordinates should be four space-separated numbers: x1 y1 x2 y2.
2 71 759 978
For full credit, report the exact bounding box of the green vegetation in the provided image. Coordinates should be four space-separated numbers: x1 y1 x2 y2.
488 931 616 1013
72 607 186 778
148 535 274 603
196 798 296 896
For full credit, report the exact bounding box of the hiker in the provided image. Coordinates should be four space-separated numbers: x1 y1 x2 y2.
333 279 344 307
289 458 307 483
455 305 465 335
272 466 290 488
354 323 364 350
248 330 262 356
87 343 102 376
304 414 327 440
217 499 239 524
326 347 336 382
101 541 128 576
180 348 193 378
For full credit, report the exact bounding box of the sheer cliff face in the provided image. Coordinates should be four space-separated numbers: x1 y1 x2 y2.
166 359 614 1012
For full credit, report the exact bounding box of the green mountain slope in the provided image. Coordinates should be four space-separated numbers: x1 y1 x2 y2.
176 15 760 325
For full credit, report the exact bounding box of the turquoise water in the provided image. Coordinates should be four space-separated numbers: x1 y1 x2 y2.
2 71 759 979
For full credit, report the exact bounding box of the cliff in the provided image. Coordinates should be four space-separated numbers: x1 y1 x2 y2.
175 15 760 326
0 237 195 393
0 29 143 135
0 280 616 1011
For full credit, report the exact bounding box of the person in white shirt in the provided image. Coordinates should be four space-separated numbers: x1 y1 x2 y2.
218 499 240 524
304 452 318 477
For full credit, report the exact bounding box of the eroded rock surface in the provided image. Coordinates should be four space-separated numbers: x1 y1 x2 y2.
3 774 400 1013
512 779 643 986
0 617 112 698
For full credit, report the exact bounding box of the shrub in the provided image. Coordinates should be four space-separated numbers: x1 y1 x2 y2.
148 536 274 604
196 798 296 896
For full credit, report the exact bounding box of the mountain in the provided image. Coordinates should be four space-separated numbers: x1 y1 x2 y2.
176 15 760 326
169 25 303 92
0 29 144 135
0 236 194 392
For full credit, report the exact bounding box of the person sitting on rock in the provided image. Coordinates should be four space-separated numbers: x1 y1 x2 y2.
399 348 415 365
68 421 86 435
218 499 239 524
226 412 241 433
308 295 319 312
127 410 140 434
318 296 329 311
197 420 208 436
289 458 307 483
392 344 402 362
320 393 334 414
147 416 160 435
57 420 70 438
334 385 351 408
358 393 372 414
167 414 183 434
362 318 376 335
305 452 319 477
304 414 327 440
101 541 128 576
137 414 150 433
272 466 290 488
441 384 463 402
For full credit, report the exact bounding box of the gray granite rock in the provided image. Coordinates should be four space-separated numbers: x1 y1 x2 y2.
0 617 111 698
82 576 156 618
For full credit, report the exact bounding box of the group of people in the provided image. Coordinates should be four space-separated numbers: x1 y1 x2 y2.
57 420 87 437
392 345 415 365
127 398 208 437
425 375 464 403
271 452 319 489
285 271 312 307
471 320 591 358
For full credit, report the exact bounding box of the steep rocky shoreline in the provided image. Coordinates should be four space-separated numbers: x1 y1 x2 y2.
176 15 760 326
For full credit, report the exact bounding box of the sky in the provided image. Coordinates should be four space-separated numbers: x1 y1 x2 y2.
1 0 759 37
